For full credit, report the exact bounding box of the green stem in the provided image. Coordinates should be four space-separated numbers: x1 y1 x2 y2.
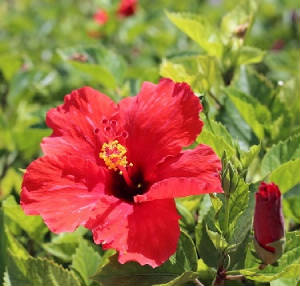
223 194 230 240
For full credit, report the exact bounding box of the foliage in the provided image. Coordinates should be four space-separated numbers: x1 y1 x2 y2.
0 0 299 285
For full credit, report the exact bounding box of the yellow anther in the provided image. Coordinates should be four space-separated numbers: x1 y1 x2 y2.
99 140 129 171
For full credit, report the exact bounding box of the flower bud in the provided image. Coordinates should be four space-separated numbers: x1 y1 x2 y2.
253 182 285 265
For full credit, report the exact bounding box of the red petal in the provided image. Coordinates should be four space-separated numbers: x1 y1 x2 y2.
87 199 180 267
119 78 203 178
135 145 222 202
21 155 107 233
42 86 117 163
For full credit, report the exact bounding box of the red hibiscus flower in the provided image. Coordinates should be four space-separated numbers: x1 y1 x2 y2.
21 78 222 267
93 9 109 25
117 0 137 18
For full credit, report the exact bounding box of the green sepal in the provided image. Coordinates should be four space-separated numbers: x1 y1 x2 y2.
254 237 286 265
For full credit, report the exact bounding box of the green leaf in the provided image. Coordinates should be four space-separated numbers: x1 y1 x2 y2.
71 62 116 89
218 175 249 243
196 119 236 158
92 231 198 286
283 195 300 224
177 195 203 213
197 259 216 285
205 225 228 251
58 46 127 89
226 88 272 140
176 202 195 233
160 60 194 86
161 56 223 94
217 97 255 149
242 231 300 282
197 128 235 158
271 277 300 286
43 227 87 262
195 219 219 268
231 188 254 245
238 46 266 65
166 12 223 58
5 227 29 260
0 209 6 285
241 144 261 169
0 168 22 199
269 159 300 194
71 240 102 286
3 196 48 242
6 251 81 286
233 66 274 107
261 134 300 177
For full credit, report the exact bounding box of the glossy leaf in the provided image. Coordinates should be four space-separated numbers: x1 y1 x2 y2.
92 231 198 286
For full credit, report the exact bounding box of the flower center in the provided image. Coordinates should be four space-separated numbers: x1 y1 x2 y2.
99 140 134 188
99 140 129 171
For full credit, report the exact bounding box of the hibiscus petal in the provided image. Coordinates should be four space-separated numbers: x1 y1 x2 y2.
134 144 222 203
42 86 117 162
119 78 203 178
87 199 180 268
21 155 107 233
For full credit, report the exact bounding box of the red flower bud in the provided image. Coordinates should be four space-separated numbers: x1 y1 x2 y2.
253 182 285 265
117 0 137 18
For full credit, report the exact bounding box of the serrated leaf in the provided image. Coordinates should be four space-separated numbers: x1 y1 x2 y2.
203 118 235 147
92 231 198 286
6 251 81 286
226 88 272 140
261 134 300 177
231 188 254 245
166 12 223 58
269 159 300 194
71 240 102 286
241 144 261 169
197 120 236 158
3 196 48 242
242 231 300 282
